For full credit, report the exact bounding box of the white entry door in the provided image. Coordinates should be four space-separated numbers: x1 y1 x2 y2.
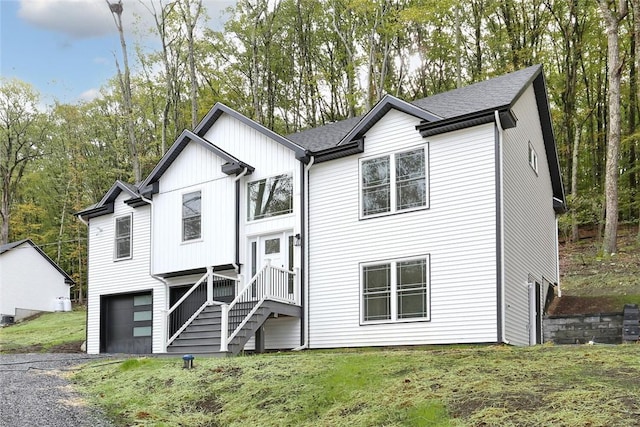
249 231 294 277
262 234 285 268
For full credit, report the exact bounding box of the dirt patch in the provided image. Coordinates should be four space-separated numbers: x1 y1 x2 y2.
0 340 84 354
547 295 622 315
194 395 223 414
448 392 543 419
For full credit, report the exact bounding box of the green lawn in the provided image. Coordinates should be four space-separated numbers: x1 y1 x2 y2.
0 308 86 353
71 345 640 426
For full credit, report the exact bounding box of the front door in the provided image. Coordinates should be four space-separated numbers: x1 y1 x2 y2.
249 231 294 275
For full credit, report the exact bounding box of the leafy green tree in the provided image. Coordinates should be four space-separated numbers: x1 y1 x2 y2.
0 79 46 245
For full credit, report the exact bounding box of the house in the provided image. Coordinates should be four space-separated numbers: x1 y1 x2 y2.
0 239 74 322
77 64 565 354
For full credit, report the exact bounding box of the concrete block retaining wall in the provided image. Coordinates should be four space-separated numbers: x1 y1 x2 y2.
543 313 624 344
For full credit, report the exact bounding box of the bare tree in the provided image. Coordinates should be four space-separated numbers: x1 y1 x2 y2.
141 0 181 154
177 0 203 129
106 0 141 184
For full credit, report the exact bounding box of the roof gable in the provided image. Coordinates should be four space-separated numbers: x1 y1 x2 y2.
141 130 255 190
76 180 144 220
194 102 308 160
288 65 543 152
337 95 441 146
0 239 75 285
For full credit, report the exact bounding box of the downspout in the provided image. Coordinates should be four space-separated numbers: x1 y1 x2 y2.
494 111 507 344
141 193 170 353
77 214 89 353
233 168 249 273
77 215 88 227
293 155 314 351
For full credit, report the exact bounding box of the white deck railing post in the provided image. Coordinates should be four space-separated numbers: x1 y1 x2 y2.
294 267 300 305
220 304 229 352
265 259 271 298
206 266 213 304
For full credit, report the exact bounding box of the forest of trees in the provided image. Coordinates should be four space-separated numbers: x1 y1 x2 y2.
1 0 639 300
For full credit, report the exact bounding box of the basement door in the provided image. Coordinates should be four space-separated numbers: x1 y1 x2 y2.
528 281 542 345
101 291 152 354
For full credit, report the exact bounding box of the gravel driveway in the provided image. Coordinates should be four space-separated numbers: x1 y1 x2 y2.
0 353 115 427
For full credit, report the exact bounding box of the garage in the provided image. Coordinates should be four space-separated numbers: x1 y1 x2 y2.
100 291 153 354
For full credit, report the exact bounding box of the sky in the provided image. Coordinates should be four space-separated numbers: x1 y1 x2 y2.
0 0 235 105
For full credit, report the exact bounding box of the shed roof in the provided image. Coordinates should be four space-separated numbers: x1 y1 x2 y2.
0 239 75 285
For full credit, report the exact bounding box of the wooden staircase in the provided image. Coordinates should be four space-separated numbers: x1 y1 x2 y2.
166 300 301 356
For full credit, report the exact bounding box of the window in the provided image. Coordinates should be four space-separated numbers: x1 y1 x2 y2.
247 174 293 221
361 147 427 217
114 215 131 260
362 256 429 323
182 191 201 241
265 238 280 254
528 142 538 174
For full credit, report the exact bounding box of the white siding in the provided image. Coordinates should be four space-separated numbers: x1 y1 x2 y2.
502 86 559 345
308 109 498 348
86 194 164 354
153 114 302 276
152 141 235 275
0 243 70 320
204 114 301 266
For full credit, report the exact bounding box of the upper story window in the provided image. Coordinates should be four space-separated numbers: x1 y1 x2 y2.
528 141 538 174
362 256 429 323
114 215 132 260
247 174 293 221
361 146 427 218
182 190 201 241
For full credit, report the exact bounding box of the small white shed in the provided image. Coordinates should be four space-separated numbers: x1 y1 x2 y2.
0 239 74 322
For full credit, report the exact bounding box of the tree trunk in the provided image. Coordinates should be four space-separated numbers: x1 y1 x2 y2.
571 118 581 242
597 0 627 254
107 0 141 184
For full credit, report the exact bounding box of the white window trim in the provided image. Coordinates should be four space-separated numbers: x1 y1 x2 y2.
181 189 203 243
113 214 132 261
359 144 429 220
246 173 294 222
360 254 431 325
528 141 539 175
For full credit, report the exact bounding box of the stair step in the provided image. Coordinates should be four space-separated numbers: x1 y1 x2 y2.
171 337 221 346
189 318 222 328
184 324 221 333
178 330 221 340
197 312 222 320
165 345 229 356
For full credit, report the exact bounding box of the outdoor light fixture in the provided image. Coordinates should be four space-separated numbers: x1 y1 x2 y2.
294 233 301 246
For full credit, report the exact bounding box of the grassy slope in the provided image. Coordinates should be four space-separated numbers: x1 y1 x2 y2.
553 231 640 314
0 308 86 352
71 345 640 427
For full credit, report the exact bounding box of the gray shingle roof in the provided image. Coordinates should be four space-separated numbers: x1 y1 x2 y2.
286 116 363 152
410 65 540 118
287 65 542 151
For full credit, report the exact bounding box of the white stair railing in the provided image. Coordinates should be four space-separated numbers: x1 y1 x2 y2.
166 267 240 346
221 262 297 352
